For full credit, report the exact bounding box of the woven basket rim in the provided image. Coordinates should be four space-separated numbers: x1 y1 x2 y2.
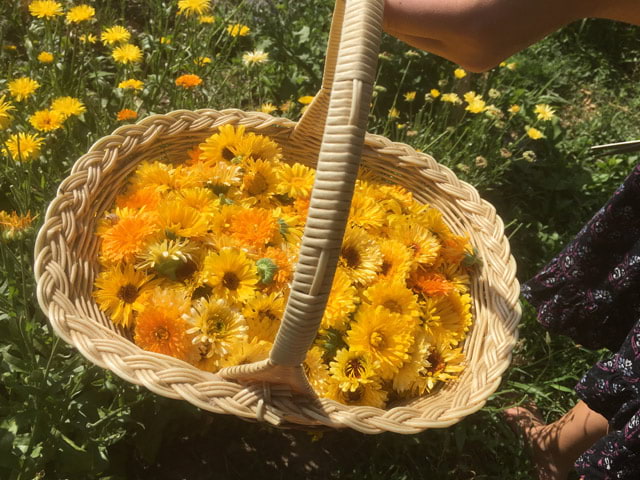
34 108 521 434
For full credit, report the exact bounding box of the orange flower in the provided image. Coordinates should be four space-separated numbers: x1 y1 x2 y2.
117 108 137 121
98 208 159 264
410 268 455 297
262 246 293 287
175 74 203 88
228 208 278 249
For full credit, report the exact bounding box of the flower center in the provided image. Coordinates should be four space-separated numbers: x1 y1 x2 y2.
426 351 445 375
345 387 364 403
154 326 170 341
380 260 391 276
247 172 268 196
222 147 235 161
369 331 386 349
342 246 361 269
222 272 240 291
117 283 139 303
345 358 366 378
382 299 402 314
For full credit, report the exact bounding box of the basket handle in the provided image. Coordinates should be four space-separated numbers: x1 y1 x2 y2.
220 0 383 395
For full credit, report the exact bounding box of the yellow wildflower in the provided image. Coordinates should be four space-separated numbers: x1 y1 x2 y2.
37 51 54 63
226 23 250 37
453 68 467 79
29 109 64 132
534 103 556 121
66 4 95 23
177 0 211 16
28 1 63 18
101 26 131 45
51 96 86 118
8 77 40 102
118 79 144 91
112 44 143 64
5 132 43 161
526 126 544 140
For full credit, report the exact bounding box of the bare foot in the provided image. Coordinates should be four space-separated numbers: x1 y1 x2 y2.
503 406 571 480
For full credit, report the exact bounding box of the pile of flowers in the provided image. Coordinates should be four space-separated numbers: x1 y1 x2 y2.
93 125 476 409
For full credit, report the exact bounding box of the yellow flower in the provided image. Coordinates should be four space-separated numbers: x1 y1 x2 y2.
389 220 441 267
66 4 95 23
418 341 466 391
362 280 421 319
329 348 378 392
508 104 521 114
242 50 269 66
453 68 467 79
37 51 54 63
4 132 43 161
463 91 486 114
8 77 40 102
175 74 202 88
185 297 248 358
424 291 473 346
51 96 86 118
275 162 315 199
297 95 314 105
136 238 199 282
260 102 277 114
177 0 211 16
534 103 556 121
28 0 63 18
226 23 250 37
93 263 160 328
29 109 64 132
117 109 137 121
321 269 359 331
347 305 415 379
242 292 285 343
156 199 210 239
200 247 258 304
0 95 15 129
338 227 383 286
112 44 143 64
101 25 131 45
440 93 461 104
218 339 271 369
241 158 280 200
304 346 330 396
79 33 97 44
403 91 416 102
193 56 212 66
228 207 279 249
0 211 35 240
526 126 544 140
429 88 441 98
325 377 388 408
160 36 171 44
388 107 400 119
118 79 144 91
348 190 386 232
199 124 248 163
377 238 412 280
198 15 215 24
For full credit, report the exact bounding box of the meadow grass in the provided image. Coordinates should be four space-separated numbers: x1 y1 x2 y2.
1 1 639 478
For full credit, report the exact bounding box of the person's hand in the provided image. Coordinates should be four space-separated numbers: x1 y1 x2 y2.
383 0 639 72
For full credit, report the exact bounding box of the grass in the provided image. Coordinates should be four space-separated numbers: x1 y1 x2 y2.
1 1 639 478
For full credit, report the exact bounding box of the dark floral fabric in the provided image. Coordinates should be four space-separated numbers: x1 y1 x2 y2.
522 165 640 479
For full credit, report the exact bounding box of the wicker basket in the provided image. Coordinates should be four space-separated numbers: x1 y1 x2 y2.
34 0 520 434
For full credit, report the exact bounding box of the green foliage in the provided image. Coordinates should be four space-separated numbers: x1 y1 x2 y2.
1 0 639 478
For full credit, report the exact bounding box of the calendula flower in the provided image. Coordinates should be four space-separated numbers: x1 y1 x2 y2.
51 96 86 118
321 269 358 331
199 124 248 162
8 77 40 102
260 102 277 114
112 43 143 64
218 339 271 368
526 126 544 140
79 33 97 44
226 23 250 37
426 291 473 346
0 95 15 129
329 348 378 392
338 227 383 286
508 104 521 114
137 237 200 281
193 56 212 66
453 68 467 79
134 287 194 361
29 109 64 132
228 207 279 249
390 221 441 267
98 207 160 264
297 95 314 105
66 4 95 23
388 107 400 119
241 158 280 200
276 162 315 199
440 93 461 104
348 191 386 232
463 91 486 114
185 297 247 358
325 377 388 408
410 268 455 298
4 132 43 161
201 247 258 304
429 88 441 98
362 280 421 319
243 292 285 342
419 341 466 391
0 211 35 240
403 91 416 102
238 132 282 162
242 50 269 65
534 103 556 121
118 79 144 91
177 0 211 16
198 15 215 24
347 305 415 379
156 199 210 238
117 109 137 121
377 238 412 280
304 346 331 396
28 0 63 18
101 25 131 45
93 263 160 328
37 51 54 63
175 74 202 88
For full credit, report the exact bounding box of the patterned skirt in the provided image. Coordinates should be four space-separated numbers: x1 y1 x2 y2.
522 165 640 479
